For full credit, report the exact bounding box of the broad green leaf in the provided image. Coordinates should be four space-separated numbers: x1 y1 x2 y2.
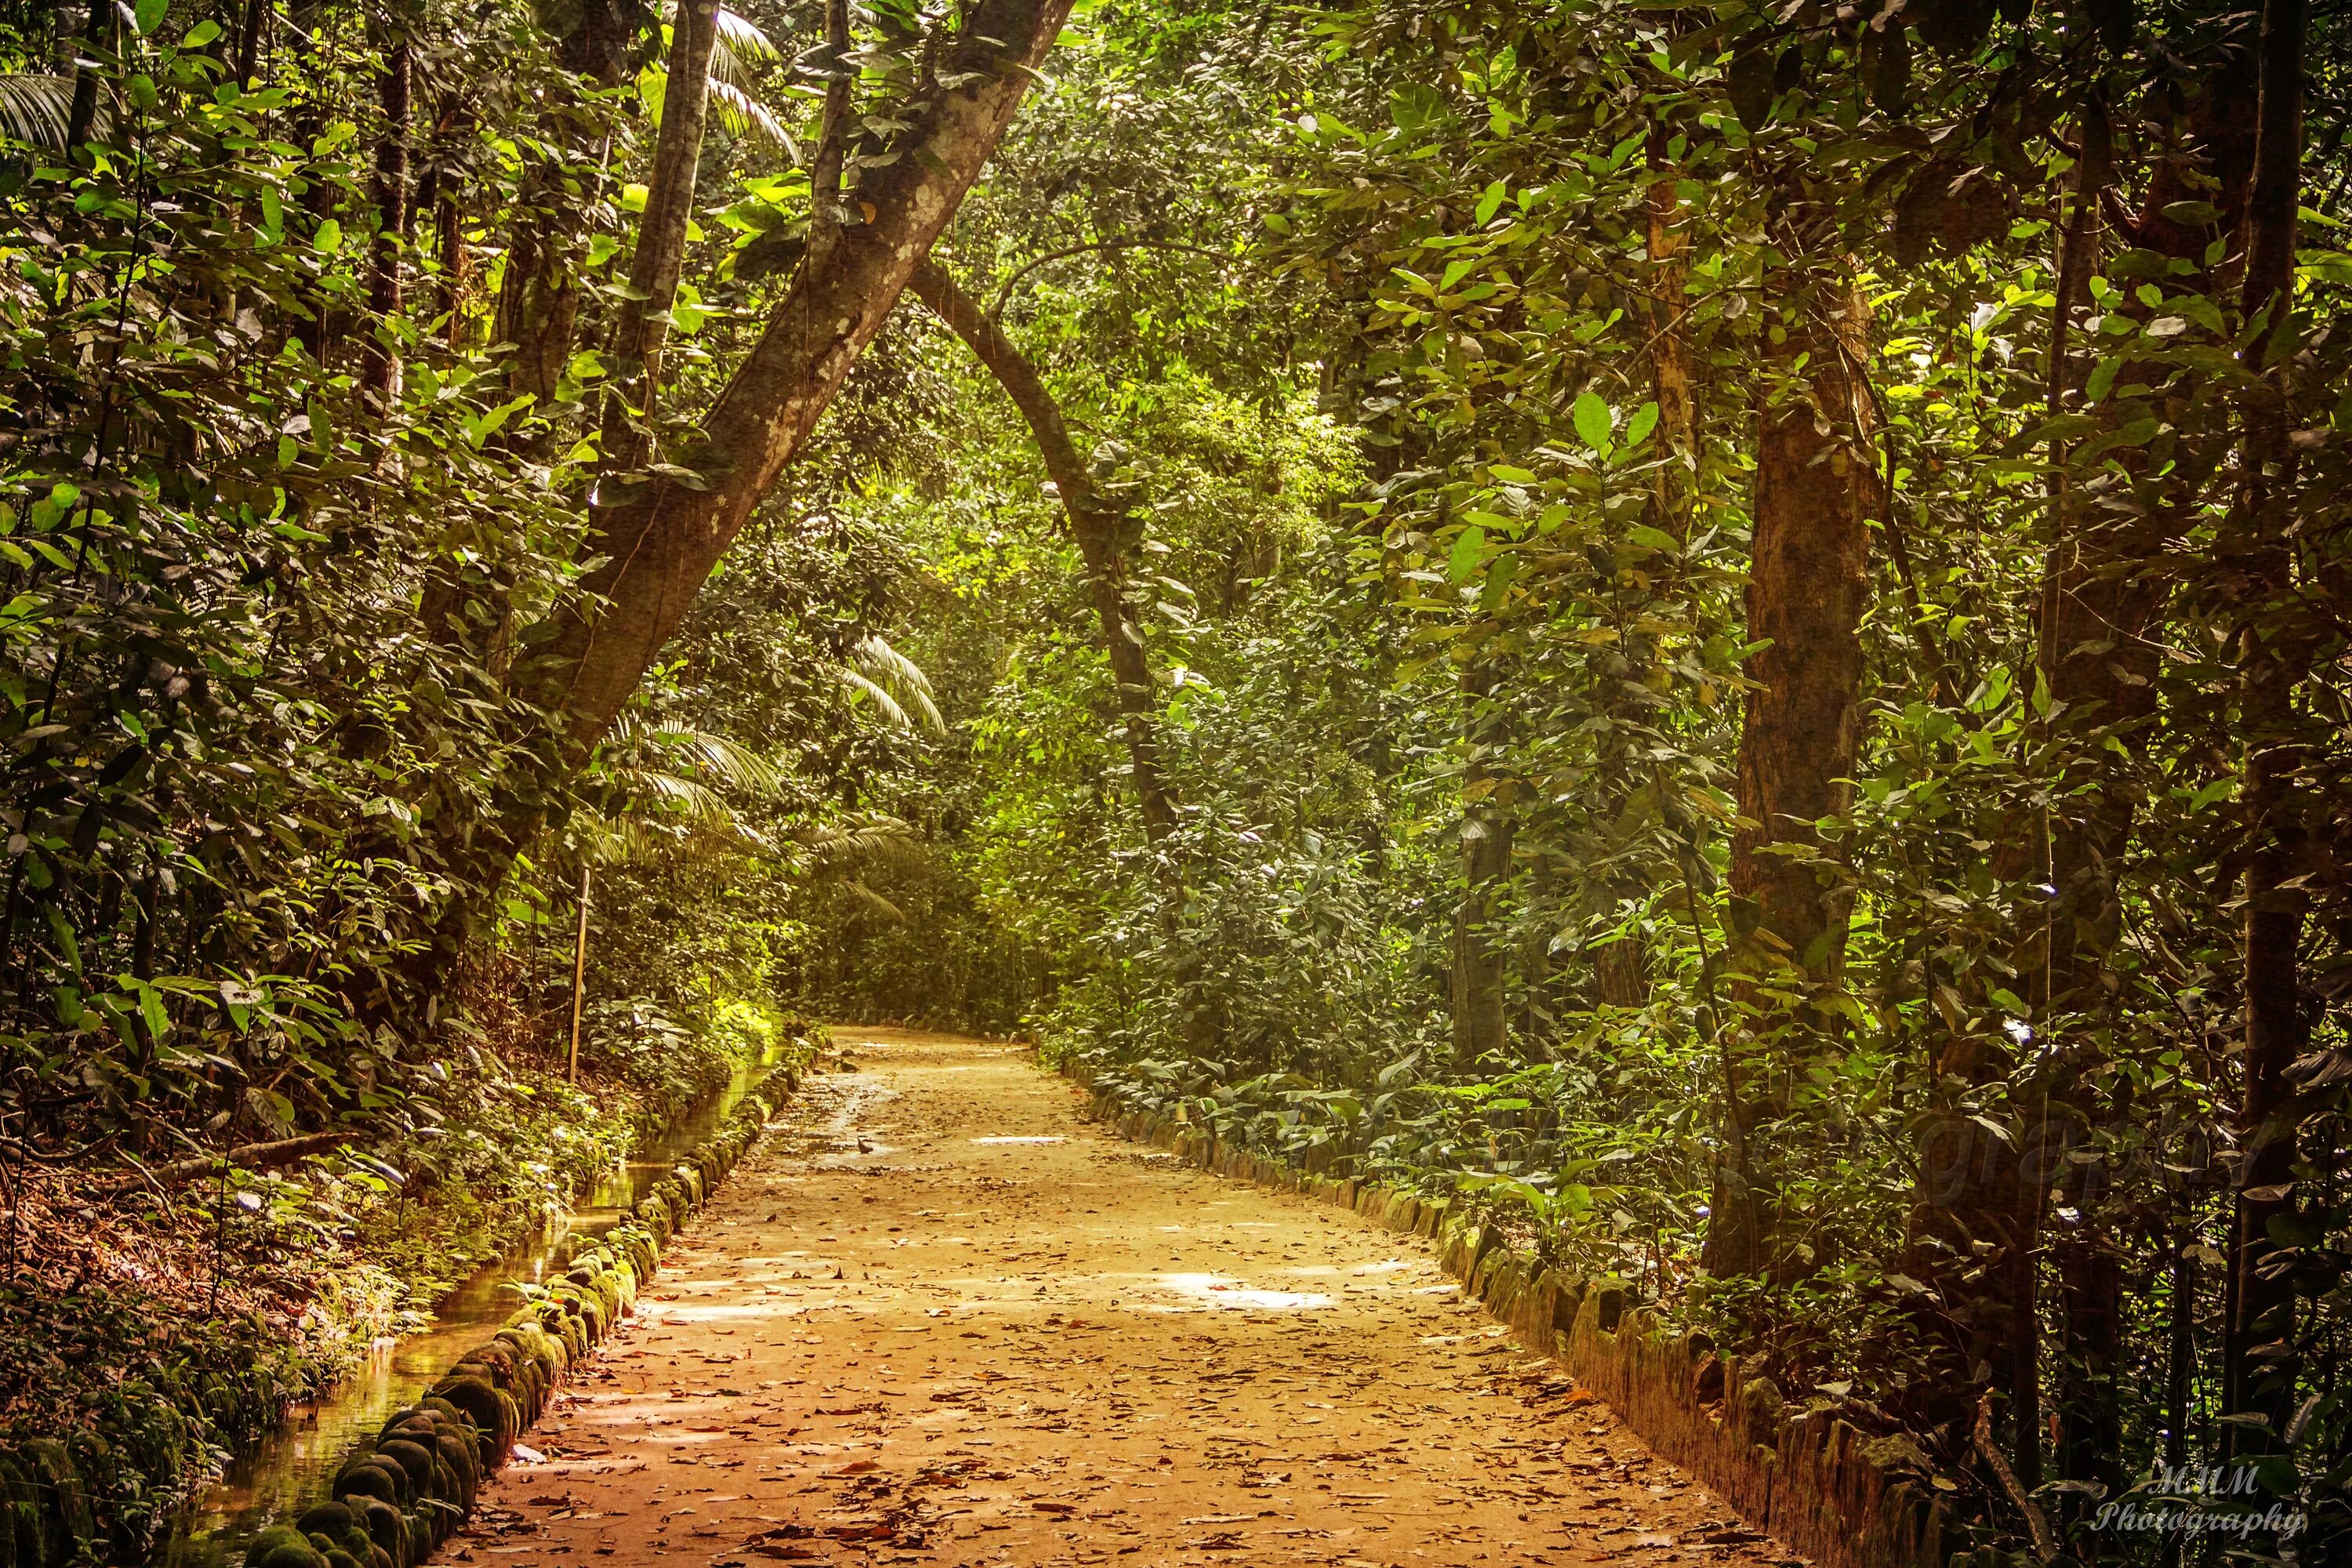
1446 524 1486 583
1571 392 1613 456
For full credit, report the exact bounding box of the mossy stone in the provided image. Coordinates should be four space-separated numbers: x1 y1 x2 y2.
427 1377 508 1461
332 1459 405 1509
356 1500 404 1567
373 1439 437 1502
246 1524 328 1568
294 1504 355 1539
432 1434 479 1509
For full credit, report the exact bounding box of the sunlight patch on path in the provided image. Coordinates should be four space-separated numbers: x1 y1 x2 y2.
1155 1271 1334 1310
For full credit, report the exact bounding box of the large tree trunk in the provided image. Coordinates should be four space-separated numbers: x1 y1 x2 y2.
535 0 1075 754
404 0 1072 1014
598 0 722 475
905 260 1179 848
2224 0 2309 1461
1701 263 1875 1279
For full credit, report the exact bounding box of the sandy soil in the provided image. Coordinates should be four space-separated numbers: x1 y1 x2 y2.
459 1028 1791 1568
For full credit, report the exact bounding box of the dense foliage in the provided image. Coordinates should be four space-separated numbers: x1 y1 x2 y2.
3 0 2349 1558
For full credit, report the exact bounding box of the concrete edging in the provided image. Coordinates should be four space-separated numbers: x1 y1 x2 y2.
226 1065 809 1568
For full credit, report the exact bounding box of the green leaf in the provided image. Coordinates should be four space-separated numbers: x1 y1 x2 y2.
1473 180 1507 226
1571 392 1613 456
1624 402 1660 448
183 17 220 45
1625 524 1681 554
1446 524 1486 583
314 218 343 253
132 0 168 35
2083 355 2121 404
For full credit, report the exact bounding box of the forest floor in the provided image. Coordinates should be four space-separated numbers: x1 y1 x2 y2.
457 1027 1793 1568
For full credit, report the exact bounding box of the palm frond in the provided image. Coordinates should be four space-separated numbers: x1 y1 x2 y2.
629 768 739 828
800 815 924 867
844 634 946 733
706 78 795 154
836 667 915 729
0 74 75 151
838 880 906 923
606 714 788 794
713 7 782 61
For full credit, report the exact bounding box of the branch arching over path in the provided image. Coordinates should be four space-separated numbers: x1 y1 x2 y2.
908 257 1181 850
532 0 1077 755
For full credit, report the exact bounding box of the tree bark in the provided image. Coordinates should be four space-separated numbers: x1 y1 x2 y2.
905 259 1179 848
1451 661 1512 1065
492 0 637 406
1702 262 1876 1279
1643 135 1693 541
2224 0 2309 1458
234 0 271 88
598 0 722 475
64 0 107 150
364 34 413 407
535 0 1075 755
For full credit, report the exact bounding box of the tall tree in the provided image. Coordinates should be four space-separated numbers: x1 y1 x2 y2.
1451 661 1512 1064
1703 256 1878 1279
364 29 413 405
2224 0 2310 1456
535 0 1077 753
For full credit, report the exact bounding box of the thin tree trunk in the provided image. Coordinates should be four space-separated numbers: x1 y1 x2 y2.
64 0 107 149
492 2 634 405
438 191 467 347
1451 662 1512 1065
2225 0 2309 1460
599 0 722 476
1581 127 1693 1014
364 34 413 407
1643 133 1693 540
235 0 271 87
1702 260 1875 1279
906 260 1178 848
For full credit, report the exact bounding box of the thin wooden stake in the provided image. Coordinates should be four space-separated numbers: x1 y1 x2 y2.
568 862 591 1084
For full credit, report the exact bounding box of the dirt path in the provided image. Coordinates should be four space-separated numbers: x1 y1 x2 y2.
461 1028 1790 1568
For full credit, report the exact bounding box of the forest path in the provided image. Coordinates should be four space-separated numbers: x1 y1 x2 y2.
463 1027 1788 1568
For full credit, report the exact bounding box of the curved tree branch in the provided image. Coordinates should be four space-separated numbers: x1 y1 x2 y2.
909 256 1180 849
